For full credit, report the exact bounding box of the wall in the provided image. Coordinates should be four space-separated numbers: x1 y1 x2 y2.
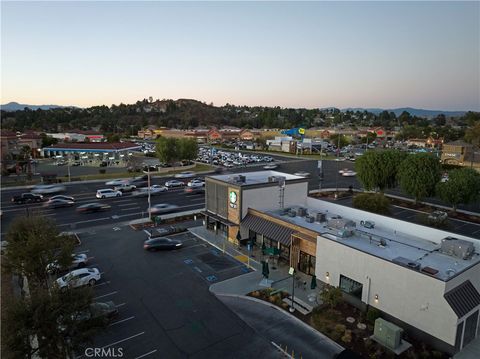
316 237 458 346
241 182 307 219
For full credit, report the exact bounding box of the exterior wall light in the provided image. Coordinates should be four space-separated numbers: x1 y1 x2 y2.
374 294 379 302
325 272 330 279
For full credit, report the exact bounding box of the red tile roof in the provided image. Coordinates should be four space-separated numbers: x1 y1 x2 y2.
44 142 141 150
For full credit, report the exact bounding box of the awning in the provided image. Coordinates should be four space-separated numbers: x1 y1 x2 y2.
242 214 294 246
444 280 480 318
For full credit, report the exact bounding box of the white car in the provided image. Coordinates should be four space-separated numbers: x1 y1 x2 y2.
47 254 89 274
174 171 195 179
132 185 167 197
148 203 179 214
113 183 137 192
338 168 349 174
263 164 278 170
31 184 66 194
294 171 310 177
96 189 122 199
187 179 205 188
342 170 357 177
165 180 185 188
105 179 128 186
55 268 101 290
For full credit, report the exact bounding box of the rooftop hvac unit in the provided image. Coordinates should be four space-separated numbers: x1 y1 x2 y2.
374 318 403 350
392 257 421 270
316 213 326 223
281 208 290 216
268 176 277 182
440 237 475 260
297 207 307 217
305 216 314 223
288 210 297 217
237 175 246 183
337 229 354 238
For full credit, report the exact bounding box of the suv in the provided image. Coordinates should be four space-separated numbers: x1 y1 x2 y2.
11 193 44 204
113 183 137 192
55 268 101 290
96 189 122 199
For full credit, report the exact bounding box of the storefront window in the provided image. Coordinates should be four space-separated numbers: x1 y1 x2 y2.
279 243 290 262
339 275 363 299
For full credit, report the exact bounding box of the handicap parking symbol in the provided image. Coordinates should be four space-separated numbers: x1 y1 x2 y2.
206 275 217 282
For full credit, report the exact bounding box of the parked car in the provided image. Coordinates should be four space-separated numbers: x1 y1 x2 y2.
113 183 137 192
174 171 195 179
55 268 101 290
31 184 66 195
105 179 128 186
428 211 448 223
96 189 122 199
263 164 278 170
11 193 44 204
46 254 88 274
165 180 185 188
76 203 111 213
143 237 183 251
73 301 119 323
187 179 205 188
342 170 357 177
294 171 310 177
360 220 375 229
50 195 75 202
44 198 75 209
148 203 179 215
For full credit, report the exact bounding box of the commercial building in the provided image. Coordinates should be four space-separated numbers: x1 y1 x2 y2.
204 170 480 355
441 140 480 169
46 130 104 142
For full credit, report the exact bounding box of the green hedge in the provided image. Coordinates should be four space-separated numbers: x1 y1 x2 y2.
353 193 390 215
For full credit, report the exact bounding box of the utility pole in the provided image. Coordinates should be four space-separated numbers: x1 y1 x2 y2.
67 153 71 182
147 166 151 220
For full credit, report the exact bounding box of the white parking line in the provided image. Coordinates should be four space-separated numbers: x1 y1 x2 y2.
115 303 126 308
94 281 110 287
76 249 90 254
93 291 118 300
120 207 141 211
58 217 111 227
134 350 158 359
118 203 139 207
109 316 135 326
100 331 145 349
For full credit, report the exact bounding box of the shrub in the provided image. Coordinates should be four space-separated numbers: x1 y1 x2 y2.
341 330 352 343
366 307 381 325
330 330 342 341
99 169 106 174
250 291 260 298
334 324 346 333
353 193 390 215
320 285 343 309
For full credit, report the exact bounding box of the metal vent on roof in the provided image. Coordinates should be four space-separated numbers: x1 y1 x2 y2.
288 210 296 217
297 208 307 217
305 216 314 223
316 213 326 223
440 237 474 260
392 257 421 271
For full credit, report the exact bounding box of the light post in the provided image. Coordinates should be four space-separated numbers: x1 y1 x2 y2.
147 166 151 220
289 267 296 313
67 153 71 182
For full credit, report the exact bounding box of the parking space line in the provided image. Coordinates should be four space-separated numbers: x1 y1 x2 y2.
120 207 141 211
58 217 110 227
76 249 90 254
115 303 126 308
100 331 145 349
109 316 135 326
94 281 110 287
93 291 118 300
134 350 158 359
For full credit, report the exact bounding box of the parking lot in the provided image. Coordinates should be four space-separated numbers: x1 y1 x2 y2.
72 226 280 359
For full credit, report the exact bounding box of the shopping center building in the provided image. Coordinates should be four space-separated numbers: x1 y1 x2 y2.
204 170 480 355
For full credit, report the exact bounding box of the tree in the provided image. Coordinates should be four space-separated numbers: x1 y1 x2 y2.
177 138 198 162
352 193 390 215
320 285 343 309
355 150 406 192
3 216 74 290
436 168 480 212
329 134 349 149
40 133 58 147
398 153 441 204
156 137 178 165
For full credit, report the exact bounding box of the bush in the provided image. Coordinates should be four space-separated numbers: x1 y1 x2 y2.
334 324 346 333
99 169 106 174
341 329 352 343
353 193 390 215
366 307 381 325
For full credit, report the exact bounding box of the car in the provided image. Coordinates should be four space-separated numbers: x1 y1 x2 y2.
73 301 119 323
72 161 81 166
342 170 357 177
360 220 375 229
113 183 137 192
46 253 89 274
294 171 310 177
55 268 101 290
44 198 75 209
174 171 195 179
11 193 44 204
148 203 179 215
96 189 122 199
338 168 349 174
184 187 205 195
149 225 187 238
31 184 66 195
76 203 111 213
165 180 185 188
49 195 75 202
105 179 128 186
132 185 168 197
187 179 205 188
143 237 183 251
428 211 448 223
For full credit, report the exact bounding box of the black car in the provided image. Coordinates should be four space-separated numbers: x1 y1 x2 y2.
76 203 111 214
44 199 75 209
11 193 44 204
143 237 183 251
149 225 186 238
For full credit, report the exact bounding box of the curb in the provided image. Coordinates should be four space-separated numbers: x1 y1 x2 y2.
215 293 345 352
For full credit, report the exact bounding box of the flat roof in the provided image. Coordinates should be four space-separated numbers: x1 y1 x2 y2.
209 170 307 186
264 206 480 282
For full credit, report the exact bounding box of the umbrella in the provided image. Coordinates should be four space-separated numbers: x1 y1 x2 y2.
310 275 317 289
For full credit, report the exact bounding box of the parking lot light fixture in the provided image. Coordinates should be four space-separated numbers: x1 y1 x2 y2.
148 167 151 220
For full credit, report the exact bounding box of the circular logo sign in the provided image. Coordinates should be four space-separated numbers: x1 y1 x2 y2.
298 128 305 135
229 191 237 203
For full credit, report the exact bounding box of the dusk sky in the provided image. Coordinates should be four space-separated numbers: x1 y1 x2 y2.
1 1 479 111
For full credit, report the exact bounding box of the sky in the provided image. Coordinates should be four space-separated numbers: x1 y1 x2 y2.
1 1 479 111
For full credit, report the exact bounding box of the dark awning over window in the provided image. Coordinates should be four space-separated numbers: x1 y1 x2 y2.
444 280 480 318
242 214 294 246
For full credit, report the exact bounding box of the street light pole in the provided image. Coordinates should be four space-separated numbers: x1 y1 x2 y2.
67 153 71 182
290 267 296 313
147 166 151 220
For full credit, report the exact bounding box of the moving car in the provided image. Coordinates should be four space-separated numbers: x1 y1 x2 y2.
148 203 179 214
143 237 183 251
96 189 122 199
113 183 137 192
165 180 185 188
44 198 75 209
342 170 357 177
31 184 66 195
50 195 75 202
55 268 101 290
338 168 349 174
76 203 111 213
360 220 375 229
11 193 44 204
46 254 89 274
294 171 310 177
263 164 278 170
149 225 186 237
184 187 205 195
105 179 127 186
174 171 194 179
187 179 205 188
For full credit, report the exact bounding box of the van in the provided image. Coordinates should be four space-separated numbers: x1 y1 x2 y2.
96 189 122 199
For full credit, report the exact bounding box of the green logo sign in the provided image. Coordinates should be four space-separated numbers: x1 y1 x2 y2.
229 191 237 203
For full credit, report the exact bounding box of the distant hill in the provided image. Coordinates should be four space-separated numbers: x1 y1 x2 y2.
341 107 466 118
0 102 77 111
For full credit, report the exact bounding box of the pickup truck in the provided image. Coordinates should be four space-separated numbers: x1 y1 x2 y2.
11 193 44 204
